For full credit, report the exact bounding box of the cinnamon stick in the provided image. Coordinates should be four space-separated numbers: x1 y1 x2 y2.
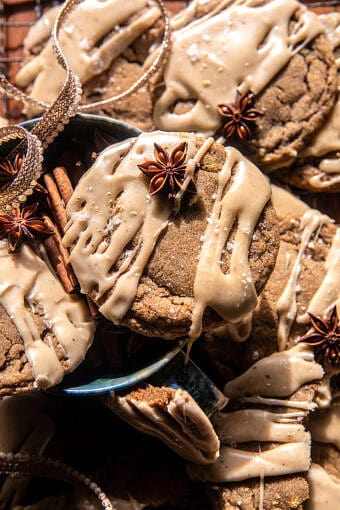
53 166 74 205
86 296 99 319
43 173 68 233
42 233 75 294
43 215 79 291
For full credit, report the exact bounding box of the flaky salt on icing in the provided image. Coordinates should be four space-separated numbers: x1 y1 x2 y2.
153 0 322 135
0 241 94 388
64 131 270 343
301 13 340 189
16 0 161 114
307 464 340 510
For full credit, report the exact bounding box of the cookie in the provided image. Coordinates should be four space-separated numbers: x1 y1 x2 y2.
15 0 164 129
63 131 279 342
153 0 337 170
0 241 94 394
274 13 340 192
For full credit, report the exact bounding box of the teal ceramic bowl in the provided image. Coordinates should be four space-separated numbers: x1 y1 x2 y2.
20 114 183 396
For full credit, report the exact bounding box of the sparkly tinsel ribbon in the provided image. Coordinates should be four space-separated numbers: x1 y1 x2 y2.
0 451 114 510
0 0 171 212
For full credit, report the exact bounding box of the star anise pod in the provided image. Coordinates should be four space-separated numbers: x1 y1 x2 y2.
218 90 262 140
0 153 23 191
298 305 340 367
138 142 196 199
0 203 54 252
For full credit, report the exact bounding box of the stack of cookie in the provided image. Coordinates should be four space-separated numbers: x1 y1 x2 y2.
0 0 338 509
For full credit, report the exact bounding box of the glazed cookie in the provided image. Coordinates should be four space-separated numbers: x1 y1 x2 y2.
63 131 279 342
0 241 94 394
153 0 337 170
275 13 340 192
15 0 164 129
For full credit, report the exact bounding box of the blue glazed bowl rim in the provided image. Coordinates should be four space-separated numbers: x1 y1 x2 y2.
20 113 182 395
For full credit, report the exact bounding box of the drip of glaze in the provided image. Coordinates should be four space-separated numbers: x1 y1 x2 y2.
188 146 271 348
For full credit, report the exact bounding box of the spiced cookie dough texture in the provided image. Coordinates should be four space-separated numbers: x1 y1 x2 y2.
63 131 279 341
15 0 163 127
153 0 337 169
275 13 340 192
0 241 94 394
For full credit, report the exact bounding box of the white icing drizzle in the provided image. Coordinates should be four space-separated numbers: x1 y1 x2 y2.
16 0 161 114
213 409 306 444
276 209 331 351
223 344 324 400
0 241 94 388
298 227 340 323
189 147 271 345
310 406 340 450
153 0 322 135
306 463 340 510
189 433 311 482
